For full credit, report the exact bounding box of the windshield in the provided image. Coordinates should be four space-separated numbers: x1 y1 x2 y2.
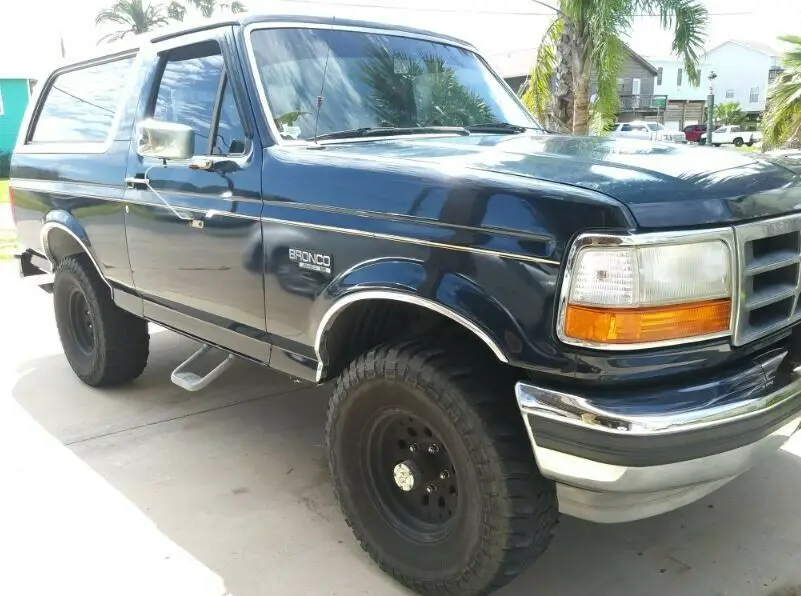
646 123 665 131
249 27 540 141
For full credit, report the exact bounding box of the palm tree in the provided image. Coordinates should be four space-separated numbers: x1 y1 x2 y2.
763 35 801 150
183 0 246 18
714 101 746 126
97 0 246 43
360 47 493 128
96 0 170 42
525 0 708 134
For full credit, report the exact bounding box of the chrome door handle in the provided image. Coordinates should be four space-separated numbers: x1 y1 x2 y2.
125 167 192 222
125 176 149 188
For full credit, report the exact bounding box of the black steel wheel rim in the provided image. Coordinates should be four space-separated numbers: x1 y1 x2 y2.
364 410 459 541
67 287 95 355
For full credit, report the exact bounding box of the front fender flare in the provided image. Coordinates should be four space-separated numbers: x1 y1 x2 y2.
311 258 531 380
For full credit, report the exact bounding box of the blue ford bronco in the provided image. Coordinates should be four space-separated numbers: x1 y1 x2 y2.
10 13 801 596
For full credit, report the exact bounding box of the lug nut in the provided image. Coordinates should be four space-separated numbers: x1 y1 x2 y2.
439 470 450 480
409 443 418 453
425 484 437 494
428 444 439 454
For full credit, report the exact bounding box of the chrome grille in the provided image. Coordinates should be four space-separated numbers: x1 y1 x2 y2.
734 214 801 345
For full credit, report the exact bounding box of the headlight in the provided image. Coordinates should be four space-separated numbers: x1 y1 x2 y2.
558 231 735 348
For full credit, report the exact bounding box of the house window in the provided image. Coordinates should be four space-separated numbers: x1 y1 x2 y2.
769 69 781 84
750 87 760 103
677 68 683 86
656 67 663 86
632 78 641 96
616 77 625 93
726 89 735 98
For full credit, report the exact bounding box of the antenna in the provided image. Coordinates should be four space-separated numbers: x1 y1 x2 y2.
312 17 335 145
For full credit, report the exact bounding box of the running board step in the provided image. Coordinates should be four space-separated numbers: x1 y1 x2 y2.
171 344 235 391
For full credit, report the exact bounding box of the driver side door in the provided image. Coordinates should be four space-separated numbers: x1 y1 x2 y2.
123 29 269 361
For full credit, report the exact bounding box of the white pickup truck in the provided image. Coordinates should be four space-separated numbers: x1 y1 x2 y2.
701 125 762 147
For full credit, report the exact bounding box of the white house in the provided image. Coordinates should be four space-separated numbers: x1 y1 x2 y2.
704 40 781 114
649 40 781 128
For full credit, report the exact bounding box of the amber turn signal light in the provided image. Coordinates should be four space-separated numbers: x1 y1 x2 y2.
564 299 731 345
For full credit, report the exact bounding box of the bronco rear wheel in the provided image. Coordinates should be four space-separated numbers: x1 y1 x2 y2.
54 254 149 387
326 339 557 596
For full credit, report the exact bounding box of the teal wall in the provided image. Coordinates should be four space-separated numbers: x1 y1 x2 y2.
0 78 31 154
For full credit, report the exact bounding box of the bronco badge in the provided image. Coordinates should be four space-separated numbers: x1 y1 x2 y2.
288 248 332 274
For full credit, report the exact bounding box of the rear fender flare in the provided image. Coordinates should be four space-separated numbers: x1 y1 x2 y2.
40 211 111 290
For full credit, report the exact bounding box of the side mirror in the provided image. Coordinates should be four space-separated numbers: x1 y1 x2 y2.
136 119 194 161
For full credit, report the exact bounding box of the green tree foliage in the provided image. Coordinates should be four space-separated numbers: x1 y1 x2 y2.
359 47 493 128
530 0 708 134
96 0 245 42
763 35 801 150
714 101 746 126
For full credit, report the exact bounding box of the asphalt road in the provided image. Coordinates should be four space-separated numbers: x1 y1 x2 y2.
2 262 801 596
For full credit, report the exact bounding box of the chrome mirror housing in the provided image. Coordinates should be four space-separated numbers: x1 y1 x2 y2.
136 119 194 161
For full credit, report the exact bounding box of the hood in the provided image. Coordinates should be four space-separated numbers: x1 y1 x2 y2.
324 134 801 229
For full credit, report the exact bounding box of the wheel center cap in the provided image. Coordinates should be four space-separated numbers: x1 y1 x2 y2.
393 460 421 492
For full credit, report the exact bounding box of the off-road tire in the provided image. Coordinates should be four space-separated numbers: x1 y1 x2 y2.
53 255 149 386
733 137 744 147
326 339 557 596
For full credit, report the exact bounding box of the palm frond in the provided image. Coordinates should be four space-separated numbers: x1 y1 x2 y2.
763 37 801 150
166 0 186 20
635 0 707 85
592 34 624 127
95 7 133 26
522 18 563 124
96 0 168 40
186 0 216 18
778 35 801 70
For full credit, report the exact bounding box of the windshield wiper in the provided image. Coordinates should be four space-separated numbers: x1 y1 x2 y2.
311 126 469 142
464 122 539 134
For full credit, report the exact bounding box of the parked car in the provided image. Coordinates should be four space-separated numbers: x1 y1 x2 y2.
701 125 763 147
683 123 707 143
609 120 687 143
10 14 801 596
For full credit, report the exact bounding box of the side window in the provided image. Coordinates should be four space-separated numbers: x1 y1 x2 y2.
635 125 648 132
152 41 247 157
31 56 134 143
621 124 633 132
212 80 247 155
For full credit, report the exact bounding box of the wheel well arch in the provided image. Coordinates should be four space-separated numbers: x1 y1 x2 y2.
41 222 110 289
314 292 509 382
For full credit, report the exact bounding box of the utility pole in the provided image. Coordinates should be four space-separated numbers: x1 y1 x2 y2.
707 70 717 147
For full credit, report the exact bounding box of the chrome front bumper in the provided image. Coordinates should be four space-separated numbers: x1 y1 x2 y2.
515 352 801 523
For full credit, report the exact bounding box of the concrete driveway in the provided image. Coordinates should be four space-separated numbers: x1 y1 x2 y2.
3 262 801 596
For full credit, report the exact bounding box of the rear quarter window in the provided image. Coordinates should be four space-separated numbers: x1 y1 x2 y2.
30 56 134 144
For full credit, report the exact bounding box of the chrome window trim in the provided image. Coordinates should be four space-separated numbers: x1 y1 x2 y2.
17 51 142 155
242 21 531 147
313 289 509 382
556 228 738 351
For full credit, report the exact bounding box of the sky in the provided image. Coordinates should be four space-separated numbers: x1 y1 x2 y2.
1 0 800 79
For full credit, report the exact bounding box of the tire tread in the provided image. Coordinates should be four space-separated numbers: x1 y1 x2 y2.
327 337 557 596
54 255 149 386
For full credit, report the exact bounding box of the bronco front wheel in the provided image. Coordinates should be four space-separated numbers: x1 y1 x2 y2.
326 339 557 596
